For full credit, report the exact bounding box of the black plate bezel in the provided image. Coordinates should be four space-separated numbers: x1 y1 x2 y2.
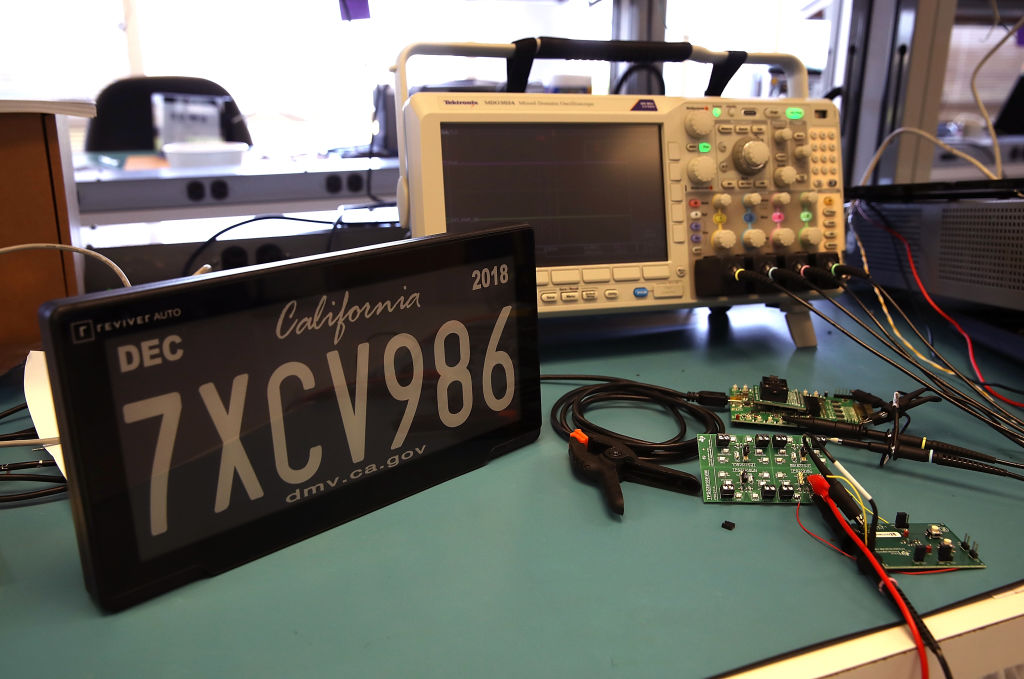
40 226 539 611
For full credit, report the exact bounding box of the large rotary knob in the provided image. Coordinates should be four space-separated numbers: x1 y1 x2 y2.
732 138 770 175
684 110 715 138
687 156 716 185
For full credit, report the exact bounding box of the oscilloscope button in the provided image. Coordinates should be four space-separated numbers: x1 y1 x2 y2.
582 268 611 283
581 289 598 301
551 270 581 285
633 287 649 298
536 271 549 285
652 284 684 299
561 291 580 302
643 265 670 280
673 223 687 243
540 292 558 303
613 266 642 281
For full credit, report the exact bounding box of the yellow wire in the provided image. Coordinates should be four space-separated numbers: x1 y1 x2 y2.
826 474 890 546
850 223 955 375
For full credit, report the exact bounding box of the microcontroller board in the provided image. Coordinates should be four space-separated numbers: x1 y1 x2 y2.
729 375 872 429
874 521 986 571
698 433 817 504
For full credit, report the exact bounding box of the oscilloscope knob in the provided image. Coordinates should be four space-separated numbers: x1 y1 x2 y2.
712 229 737 250
684 110 715 138
800 227 824 248
732 138 770 175
687 156 717 185
772 227 796 247
794 144 812 161
712 193 733 209
774 166 798 187
774 128 793 144
743 228 767 248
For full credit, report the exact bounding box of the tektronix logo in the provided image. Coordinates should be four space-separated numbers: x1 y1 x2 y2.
443 99 478 106
631 99 658 112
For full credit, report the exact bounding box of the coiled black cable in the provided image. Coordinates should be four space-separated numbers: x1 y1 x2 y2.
542 374 727 462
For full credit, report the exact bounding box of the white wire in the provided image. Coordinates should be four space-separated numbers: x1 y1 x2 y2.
0 438 60 448
970 13 1024 179
0 243 131 288
857 13 1024 186
857 126 1000 186
833 460 873 502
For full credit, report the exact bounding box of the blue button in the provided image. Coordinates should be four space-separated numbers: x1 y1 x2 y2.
743 211 757 223
633 287 649 298
690 234 702 243
690 221 702 231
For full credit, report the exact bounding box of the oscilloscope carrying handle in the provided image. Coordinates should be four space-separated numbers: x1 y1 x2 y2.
504 37 747 97
391 39 810 193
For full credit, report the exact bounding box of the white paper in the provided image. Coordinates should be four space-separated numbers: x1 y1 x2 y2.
23 350 66 478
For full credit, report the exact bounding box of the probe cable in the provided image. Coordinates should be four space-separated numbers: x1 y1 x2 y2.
779 271 1024 470
798 259 1017 427
837 256 1024 430
770 261 1015 440
541 374 727 462
737 266 1024 448
807 265 1024 442
846 212 955 376
855 199 1024 410
0 460 67 504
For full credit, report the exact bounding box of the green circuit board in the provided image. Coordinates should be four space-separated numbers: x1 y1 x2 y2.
698 433 817 504
728 376 872 429
874 522 986 571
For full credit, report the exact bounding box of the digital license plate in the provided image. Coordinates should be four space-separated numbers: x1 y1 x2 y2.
40 226 540 611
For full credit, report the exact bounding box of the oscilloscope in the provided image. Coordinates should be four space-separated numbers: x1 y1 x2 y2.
394 41 845 345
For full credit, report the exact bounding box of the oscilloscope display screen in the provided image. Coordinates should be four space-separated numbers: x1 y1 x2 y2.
440 123 668 268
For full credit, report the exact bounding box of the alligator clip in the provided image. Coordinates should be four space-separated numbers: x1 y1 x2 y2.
567 429 700 516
